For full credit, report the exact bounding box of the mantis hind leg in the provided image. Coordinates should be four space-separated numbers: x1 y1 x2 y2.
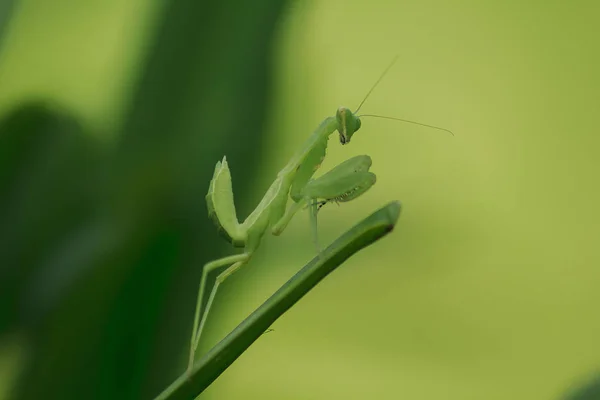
188 253 251 371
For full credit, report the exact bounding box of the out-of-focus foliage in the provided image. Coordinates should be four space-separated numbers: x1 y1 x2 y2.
565 374 600 400
0 0 287 399
1 1 600 400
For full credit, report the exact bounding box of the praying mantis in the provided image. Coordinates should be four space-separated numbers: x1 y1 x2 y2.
187 57 453 370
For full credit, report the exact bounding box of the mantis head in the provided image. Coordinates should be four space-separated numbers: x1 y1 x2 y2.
336 107 361 145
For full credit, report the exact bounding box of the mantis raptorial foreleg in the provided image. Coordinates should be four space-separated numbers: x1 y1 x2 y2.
187 57 453 371
302 155 377 251
275 155 377 251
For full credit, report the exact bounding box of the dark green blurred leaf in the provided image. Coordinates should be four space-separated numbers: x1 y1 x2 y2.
0 102 102 333
7 0 289 399
564 374 600 400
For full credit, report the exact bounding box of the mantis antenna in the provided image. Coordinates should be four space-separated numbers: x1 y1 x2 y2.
354 55 454 136
354 55 400 114
359 114 454 136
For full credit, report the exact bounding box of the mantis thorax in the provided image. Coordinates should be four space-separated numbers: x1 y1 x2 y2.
336 107 361 145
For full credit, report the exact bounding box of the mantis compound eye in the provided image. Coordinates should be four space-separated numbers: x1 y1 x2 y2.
354 117 361 132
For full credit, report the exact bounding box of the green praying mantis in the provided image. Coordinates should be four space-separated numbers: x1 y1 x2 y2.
188 57 453 370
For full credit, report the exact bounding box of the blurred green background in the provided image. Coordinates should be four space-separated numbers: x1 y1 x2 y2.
1 0 600 399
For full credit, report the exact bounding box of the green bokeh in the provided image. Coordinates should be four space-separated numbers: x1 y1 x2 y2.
204 2 600 399
1 1 599 400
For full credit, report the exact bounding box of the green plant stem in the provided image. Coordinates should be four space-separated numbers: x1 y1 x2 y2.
154 201 401 400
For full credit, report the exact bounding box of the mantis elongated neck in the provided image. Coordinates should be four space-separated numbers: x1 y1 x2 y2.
280 116 338 175
240 116 338 232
